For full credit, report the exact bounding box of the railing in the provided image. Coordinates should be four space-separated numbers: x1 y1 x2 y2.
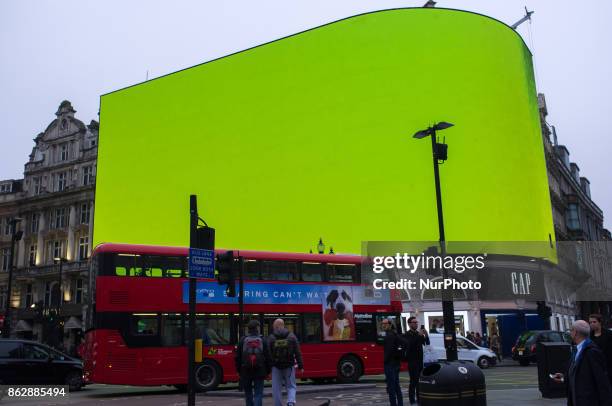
15 261 89 277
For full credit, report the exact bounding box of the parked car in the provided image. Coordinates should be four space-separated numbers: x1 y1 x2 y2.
428 333 497 368
0 339 84 390
511 330 571 366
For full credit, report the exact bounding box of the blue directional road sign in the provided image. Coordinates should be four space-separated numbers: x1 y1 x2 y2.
188 248 215 278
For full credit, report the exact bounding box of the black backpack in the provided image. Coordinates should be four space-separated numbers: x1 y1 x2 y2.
241 336 265 374
271 336 293 368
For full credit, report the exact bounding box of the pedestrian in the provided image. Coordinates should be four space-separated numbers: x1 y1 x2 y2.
489 332 502 362
267 318 304 406
552 320 612 406
235 320 270 406
403 317 430 405
466 331 475 342
589 314 612 388
382 318 407 406
429 319 441 334
474 332 483 347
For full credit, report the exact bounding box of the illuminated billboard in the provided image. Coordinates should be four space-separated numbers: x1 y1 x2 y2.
94 8 554 254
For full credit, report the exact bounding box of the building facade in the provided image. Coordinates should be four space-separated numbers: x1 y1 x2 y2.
538 93 612 324
0 101 97 354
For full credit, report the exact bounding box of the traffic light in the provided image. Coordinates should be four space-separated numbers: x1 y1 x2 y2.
216 250 236 297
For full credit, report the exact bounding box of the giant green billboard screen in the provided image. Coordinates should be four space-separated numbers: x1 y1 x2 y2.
94 8 554 254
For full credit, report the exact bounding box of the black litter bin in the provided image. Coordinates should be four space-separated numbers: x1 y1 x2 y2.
419 361 486 405
537 342 571 399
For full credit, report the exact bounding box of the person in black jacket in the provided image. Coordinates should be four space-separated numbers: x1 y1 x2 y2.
382 318 408 406
403 317 430 404
589 314 612 388
552 320 612 406
235 320 271 406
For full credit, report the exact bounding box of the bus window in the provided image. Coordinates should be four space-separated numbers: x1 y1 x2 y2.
196 315 230 345
263 314 300 339
261 261 298 281
327 264 360 283
107 254 186 277
244 260 260 280
301 262 323 282
132 315 159 336
354 313 376 342
161 314 184 346
374 314 400 342
303 313 322 343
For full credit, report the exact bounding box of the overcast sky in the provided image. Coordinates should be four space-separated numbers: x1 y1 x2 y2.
1 0 610 229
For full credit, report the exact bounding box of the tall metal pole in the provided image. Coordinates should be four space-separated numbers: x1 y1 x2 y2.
238 257 245 337
430 129 458 361
188 195 197 406
57 260 63 314
2 219 20 338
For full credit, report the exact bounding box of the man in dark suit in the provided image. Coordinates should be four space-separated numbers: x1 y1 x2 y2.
553 320 612 406
403 316 430 405
382 318 408 406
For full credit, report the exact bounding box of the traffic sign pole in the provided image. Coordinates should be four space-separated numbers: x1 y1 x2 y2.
188 196 197 406
187 195 215 406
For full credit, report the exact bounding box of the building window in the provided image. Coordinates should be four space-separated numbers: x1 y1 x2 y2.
56 172 67 192
1 248 10 271
567 203 580 231
59 143 68 161
44 282 53 307
30 212 39 233
60 119 68 130
2 217 13 236
78 236 89 261
24 284 33 308
46 240 65 263
0 285 6 310
80 203 91 224
82 166 94 186
0 183 12 193
29 244 37 266
74 279 83 304
52 208 67 229
32 177 42 195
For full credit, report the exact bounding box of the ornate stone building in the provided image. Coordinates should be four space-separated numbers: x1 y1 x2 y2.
538 93 612 324
0 101 97 353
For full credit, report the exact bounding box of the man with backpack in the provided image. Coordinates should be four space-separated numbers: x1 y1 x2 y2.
235 320 270 406
267 318 304 406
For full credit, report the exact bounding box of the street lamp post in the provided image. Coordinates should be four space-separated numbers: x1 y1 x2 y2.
317 238 325 254
54 257 66 314
2 217 23 338
413 121 458 361
54 257 66 346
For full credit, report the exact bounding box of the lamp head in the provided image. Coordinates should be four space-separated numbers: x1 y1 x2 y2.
433 122 454 131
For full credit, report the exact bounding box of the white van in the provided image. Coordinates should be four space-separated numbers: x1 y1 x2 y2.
427 334 497 368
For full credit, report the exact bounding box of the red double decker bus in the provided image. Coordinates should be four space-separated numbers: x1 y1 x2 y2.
83 243 402 390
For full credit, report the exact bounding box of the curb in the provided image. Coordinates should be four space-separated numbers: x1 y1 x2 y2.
200 383 378 398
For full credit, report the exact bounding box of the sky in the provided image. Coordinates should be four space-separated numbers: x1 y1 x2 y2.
0 0 610 229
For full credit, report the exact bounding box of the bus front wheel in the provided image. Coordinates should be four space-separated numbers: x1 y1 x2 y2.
195 360 222 391
336 355 362 383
